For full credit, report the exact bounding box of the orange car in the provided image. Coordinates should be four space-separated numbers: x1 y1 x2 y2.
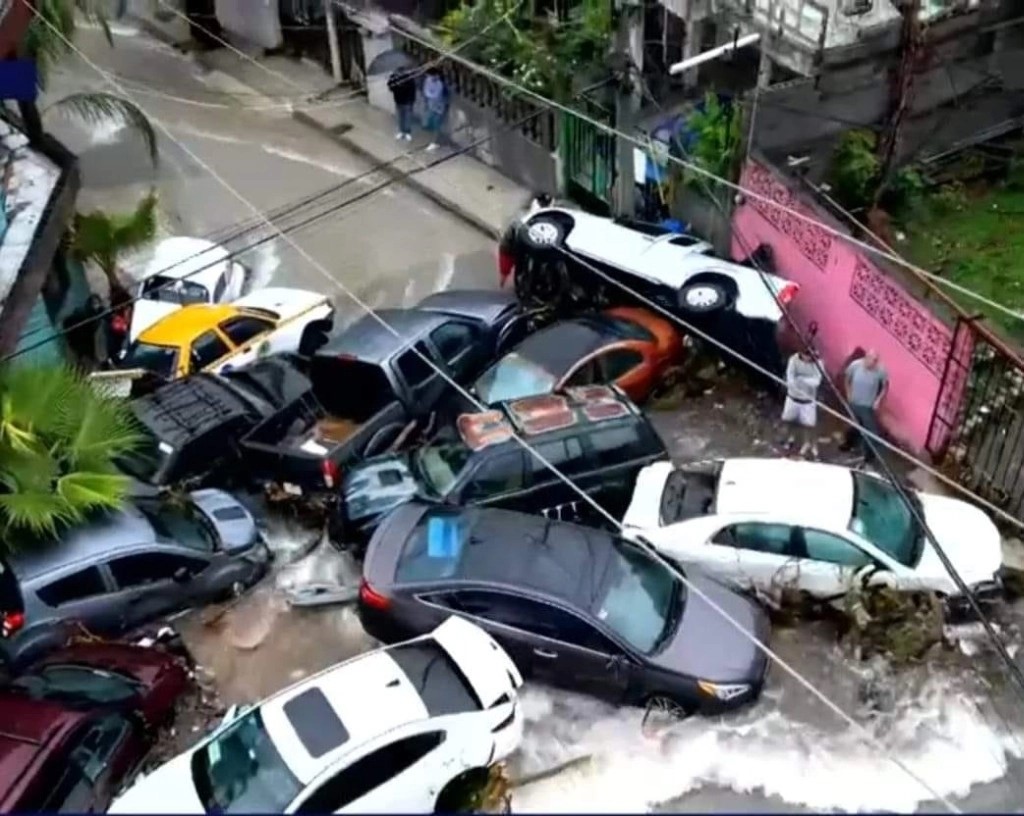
472 306 685 405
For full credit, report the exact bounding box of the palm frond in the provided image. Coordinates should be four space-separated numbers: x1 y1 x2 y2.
24 0 76 89
45 92 158 166
59 392 143 467
74 0 113 46
0 445 60 493
0 364 78 444
0 490 77 540
111 190 159 251
70 208 116 269
56 471 130 513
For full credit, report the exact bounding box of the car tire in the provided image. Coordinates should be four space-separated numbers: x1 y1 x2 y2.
435 767 492 814
679 280 729 314
641 694 696 737
521 216 566 254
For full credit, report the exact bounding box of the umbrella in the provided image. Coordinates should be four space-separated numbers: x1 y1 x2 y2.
367 48 418 76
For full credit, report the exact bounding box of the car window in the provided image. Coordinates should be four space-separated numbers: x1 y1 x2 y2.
396 343 435 389
191 330 231 372
802 528 872 568
135 499 217 552
121 342 178 379
429 321 476 364
601 348 645 380
586 423 644 467
524 437 585 481
142 276 210 305
296 732 445 813
213 275 227 302
36 763 94 812
565 358 600 387
36 568 107 607
108 553 209 589
12 664 140 705
67 714 131 784
412 442 474 497
463 452 525 500
849 472 919 566
718 522 795 556
220 316 274 347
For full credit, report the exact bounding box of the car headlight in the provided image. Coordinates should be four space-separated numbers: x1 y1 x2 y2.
697 680 751 701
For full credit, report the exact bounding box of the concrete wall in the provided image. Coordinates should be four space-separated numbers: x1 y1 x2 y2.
731 159 955 453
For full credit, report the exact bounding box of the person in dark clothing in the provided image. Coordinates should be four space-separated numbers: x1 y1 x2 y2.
388 68 417 141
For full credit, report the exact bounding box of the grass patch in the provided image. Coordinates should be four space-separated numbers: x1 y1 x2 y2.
904 183 1024 342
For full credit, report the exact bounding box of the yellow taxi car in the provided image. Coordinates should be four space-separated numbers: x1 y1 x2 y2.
118 287 334 380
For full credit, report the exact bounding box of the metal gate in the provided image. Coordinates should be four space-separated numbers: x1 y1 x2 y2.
927 316 1024 520
560 108 615 214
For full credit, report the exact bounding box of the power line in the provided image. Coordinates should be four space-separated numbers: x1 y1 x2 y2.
28 9 969 807
390 21 1024 328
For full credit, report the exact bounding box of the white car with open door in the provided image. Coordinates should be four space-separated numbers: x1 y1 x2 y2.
621 458 1004 610
129 237 248 341
109 616 524 814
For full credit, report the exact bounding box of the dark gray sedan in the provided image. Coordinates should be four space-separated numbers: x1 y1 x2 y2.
0 489 270 669
357 503 771 715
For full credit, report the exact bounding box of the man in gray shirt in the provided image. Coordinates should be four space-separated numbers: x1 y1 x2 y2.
839 350 888 458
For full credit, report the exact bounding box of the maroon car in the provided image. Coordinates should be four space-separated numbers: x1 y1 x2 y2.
0 642 188 812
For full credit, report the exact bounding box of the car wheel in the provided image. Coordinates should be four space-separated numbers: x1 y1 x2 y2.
641 695 695 738
435 767 492 814
522 216 566 253
679 280 729 314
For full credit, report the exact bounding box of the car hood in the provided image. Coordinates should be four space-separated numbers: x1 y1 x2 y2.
343 454 427 522
129 299 181 342
189 489 258 554
650 573 768 683
108 753 203 814
914 492 1002 588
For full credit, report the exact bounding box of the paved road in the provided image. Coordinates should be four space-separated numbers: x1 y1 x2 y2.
43 23 498 325
40 22 1024 814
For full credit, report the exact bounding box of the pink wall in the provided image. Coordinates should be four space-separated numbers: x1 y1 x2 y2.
731 160 955 454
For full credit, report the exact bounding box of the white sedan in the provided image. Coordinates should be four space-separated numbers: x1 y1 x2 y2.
110 616 524 814
621 458 1003 606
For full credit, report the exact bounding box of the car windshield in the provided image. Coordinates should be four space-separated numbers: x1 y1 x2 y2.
413 443 474 496
142 275 211 305
12 664 140 705
595 538 683 654
191 708 302 813
114 427 168 484
121 341 178 379
136 498 217 552
849 472 922 566
474 353 556 404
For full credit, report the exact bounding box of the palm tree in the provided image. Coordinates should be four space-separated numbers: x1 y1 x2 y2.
23 0 158 165
0 363 142 545
69 189 159 301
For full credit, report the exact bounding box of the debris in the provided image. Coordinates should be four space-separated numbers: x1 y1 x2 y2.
284 583 359 608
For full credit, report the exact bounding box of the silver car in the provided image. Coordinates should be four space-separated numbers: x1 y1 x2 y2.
0 489 270 669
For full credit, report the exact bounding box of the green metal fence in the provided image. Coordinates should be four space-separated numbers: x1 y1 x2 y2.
560 109 615 214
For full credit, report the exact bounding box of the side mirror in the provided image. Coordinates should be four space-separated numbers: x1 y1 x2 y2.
172 567 191 583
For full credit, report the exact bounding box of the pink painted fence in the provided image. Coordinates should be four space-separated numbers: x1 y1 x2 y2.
731 160 954 453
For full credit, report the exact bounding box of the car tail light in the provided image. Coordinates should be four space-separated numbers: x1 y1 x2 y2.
359 578 391 611
322 459 341 489
1 611 24 638
498 248 515 288
778 282 799 306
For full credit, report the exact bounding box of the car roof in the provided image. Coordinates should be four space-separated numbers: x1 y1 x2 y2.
137 303 239 345
258 640 448 785
317 308 449 363
9 505 158 583
395 506 616 609
132 372 253 443
415 289 516 325
0 696 88 808
511 320 611 376
715 458 854 528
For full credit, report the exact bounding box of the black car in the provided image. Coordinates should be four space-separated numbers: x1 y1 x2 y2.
358 503 771 715
330 384 668 550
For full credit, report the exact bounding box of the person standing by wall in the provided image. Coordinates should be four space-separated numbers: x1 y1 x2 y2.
387 67 417 141
839 349 889 461
781 347 823 459
422 67 449 152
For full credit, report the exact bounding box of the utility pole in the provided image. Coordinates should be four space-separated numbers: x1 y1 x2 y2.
324 0 343 84
613 0 643 217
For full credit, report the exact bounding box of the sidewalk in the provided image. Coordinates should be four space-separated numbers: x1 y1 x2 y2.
129 15 529 238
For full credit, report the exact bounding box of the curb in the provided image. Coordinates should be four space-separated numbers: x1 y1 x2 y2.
293 109 501 240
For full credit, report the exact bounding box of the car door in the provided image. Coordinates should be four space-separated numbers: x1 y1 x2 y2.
217 315 277 370
33 566 123 643
579 422 648 518
519 437 589 521
105 552 211 631
188 329 233 376
792 527 876 598
597 346 651 402
711 522 801 593
293 730 450 813
394 342 447 414
429 320 483 383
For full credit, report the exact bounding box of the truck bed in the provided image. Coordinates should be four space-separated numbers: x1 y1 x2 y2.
288 417 362 456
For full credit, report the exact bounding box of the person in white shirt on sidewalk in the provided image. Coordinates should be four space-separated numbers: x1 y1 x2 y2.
782 348 823 458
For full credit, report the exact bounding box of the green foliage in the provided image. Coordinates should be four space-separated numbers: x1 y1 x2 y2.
931 180 968 215
683 92 742 196
70 189 159 292
0 365 141 544
828 128 924 218
437 0 612 98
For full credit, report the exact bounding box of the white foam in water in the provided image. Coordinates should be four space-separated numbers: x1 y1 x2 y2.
512 677 1023 813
